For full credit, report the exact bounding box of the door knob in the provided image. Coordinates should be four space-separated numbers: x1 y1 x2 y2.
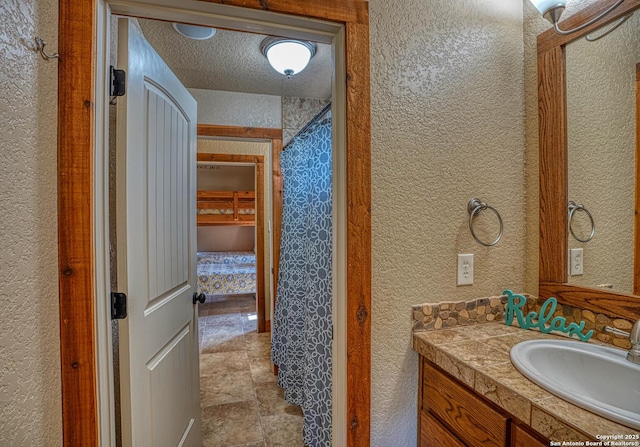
193 292 205 304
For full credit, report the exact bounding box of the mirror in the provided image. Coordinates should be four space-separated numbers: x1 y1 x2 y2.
538 0 640 321
566 12 640 294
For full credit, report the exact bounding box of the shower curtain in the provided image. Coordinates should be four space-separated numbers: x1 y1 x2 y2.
271 116 332 447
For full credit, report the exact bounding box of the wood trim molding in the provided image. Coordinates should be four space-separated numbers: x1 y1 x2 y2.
538 46 567 284
271 139 283 303
58 1 371 446
197 152 264 164
635 63 640 296
537 0 640 322
255 160 266 333
539 282 640 320
198 124 282 140
196 0 368 24
416 355 424 446
345 21 371 445
269 138 283 379
58 0 99 444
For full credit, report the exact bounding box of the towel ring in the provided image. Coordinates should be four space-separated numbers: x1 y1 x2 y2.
467 198 503 247
568 201 595 243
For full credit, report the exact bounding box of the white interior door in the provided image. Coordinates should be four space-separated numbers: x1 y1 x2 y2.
116 18 200 447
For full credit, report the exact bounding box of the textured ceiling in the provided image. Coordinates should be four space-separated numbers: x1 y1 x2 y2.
138 19 332 99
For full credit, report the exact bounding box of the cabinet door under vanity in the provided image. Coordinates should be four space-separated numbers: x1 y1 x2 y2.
511 423 548 447
418 357 549 447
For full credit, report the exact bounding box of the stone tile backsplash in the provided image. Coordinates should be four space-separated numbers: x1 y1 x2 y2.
412 294 633 350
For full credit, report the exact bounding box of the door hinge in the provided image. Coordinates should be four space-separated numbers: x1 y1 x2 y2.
111 292 127 320
110 66 126 97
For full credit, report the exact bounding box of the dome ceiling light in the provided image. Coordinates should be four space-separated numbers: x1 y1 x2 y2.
172 23 217 40
260 37 317 79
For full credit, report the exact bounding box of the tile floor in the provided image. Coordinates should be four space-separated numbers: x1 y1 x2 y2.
199 294 304 447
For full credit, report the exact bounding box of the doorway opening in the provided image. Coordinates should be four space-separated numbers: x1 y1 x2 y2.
195 162 260 320
57 1 370 446
194 130 286 445
195 147 269 334
194 147 275 445
109 12 335 446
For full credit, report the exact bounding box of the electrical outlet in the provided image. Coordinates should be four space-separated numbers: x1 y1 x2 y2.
457 254 474 286
570 248 583 276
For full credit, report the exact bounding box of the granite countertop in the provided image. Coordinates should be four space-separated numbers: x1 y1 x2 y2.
413 322 640 441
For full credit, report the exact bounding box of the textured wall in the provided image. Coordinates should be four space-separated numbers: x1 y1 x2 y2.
565 14 639 293
197 226 256 252
0 1 63 445
282 97 330 146
197 164 255 190
189 88 282 128
523 1 547 295
197 140 273 319
369 0 525 445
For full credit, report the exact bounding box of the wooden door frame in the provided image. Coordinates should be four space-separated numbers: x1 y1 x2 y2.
196 124 284 316
57 1 370 446
635 62 640 296
196 143 270 333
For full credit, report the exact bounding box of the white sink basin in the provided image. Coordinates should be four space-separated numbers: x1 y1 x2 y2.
510 339 640 430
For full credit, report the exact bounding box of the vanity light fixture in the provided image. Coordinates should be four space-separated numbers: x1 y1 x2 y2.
529 0 625 35
172 23 216 40
585 12 633 42
260 37 316 79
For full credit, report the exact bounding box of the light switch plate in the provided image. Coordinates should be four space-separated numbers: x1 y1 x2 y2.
570 248 583 276
457 254 474 286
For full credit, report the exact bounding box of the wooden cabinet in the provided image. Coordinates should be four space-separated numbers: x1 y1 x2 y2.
422 361 507 447
419 357 549 447
511 423 549 447
420 410 465 447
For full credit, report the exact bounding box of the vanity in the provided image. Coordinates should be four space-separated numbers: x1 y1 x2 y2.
414 321 639 446
418 351 547 446
419 361 544 447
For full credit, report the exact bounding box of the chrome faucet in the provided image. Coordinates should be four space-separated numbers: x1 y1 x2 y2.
605 320 640 365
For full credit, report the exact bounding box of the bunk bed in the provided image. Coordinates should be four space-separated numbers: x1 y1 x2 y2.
196 190 256 226
196 190 257 296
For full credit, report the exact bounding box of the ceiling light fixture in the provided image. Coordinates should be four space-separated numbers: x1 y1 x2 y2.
529 0 625 35
260 37 316 79
172 23 216 40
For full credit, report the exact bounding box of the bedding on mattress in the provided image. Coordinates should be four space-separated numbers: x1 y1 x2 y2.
197 251 256 295
197 208 255 215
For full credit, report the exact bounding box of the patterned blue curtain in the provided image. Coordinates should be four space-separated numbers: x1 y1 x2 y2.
271 117 332 447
